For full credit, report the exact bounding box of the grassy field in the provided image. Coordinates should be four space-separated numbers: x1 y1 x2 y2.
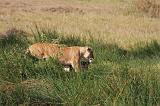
0 0 160 106
0 28 160 106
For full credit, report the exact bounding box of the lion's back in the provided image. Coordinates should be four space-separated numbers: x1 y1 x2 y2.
28 43 60 58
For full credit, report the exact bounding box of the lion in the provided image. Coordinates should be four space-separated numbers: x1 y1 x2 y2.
26 43 94 72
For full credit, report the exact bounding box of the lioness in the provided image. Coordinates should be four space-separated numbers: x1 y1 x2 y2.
26 43 94 72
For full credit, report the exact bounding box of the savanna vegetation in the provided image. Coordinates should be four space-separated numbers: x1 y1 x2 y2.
0 28 160 106
0 0 160 106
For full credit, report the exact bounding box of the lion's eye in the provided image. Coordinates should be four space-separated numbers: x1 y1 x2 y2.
87 47 91 51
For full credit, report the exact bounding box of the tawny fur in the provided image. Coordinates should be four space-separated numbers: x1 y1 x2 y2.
27 43 94 72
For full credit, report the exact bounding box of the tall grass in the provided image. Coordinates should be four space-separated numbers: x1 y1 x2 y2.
0 29 160 106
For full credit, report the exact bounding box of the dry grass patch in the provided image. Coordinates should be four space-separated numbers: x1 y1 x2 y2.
41 6 85 14
20 79 53 91
135 0 160 17
0 81 15 93
0 79 52 93
0 0 160 49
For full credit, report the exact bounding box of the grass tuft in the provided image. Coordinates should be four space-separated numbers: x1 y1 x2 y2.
130 40 160 58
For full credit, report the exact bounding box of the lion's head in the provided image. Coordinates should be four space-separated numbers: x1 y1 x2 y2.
80 47 94 63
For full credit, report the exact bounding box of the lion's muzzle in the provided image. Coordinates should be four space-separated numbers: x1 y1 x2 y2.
89 58 94 63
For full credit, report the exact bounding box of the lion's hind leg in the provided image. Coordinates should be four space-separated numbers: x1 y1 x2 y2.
64 67 70 72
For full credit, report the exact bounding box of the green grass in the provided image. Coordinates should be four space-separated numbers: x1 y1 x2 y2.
0 29 160 106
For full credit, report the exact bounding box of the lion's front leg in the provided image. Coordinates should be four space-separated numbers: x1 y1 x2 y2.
71 60 81 72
